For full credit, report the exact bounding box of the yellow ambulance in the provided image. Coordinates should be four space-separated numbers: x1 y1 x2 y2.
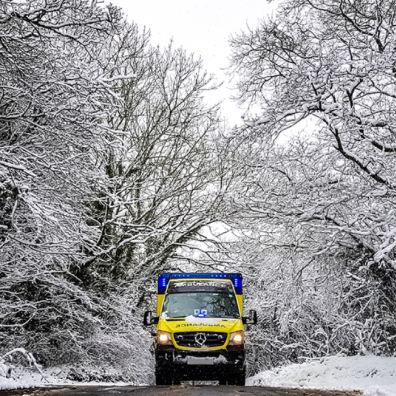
143 273 257 385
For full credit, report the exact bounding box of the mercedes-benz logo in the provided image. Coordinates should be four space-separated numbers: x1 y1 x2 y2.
194 332 207 346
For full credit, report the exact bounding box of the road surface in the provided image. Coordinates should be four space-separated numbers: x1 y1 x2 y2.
0 385 362 395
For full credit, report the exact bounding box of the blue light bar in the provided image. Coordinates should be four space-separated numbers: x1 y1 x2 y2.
157 273 243 294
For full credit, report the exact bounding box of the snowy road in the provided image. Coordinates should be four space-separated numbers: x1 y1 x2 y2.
0 385 362 395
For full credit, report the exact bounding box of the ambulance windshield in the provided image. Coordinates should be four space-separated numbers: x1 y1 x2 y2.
162 292 239 319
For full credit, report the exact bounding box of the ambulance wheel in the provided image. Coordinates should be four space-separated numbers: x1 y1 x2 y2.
172 375 181 385
155 369 172 385
218 377 227 385
228 370 246 386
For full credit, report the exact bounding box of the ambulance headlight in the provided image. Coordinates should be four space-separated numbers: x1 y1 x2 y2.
157 331 172 345
229 331 245 346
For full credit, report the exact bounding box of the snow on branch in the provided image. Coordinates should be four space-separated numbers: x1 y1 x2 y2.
0 161 36 177
0 348 46 382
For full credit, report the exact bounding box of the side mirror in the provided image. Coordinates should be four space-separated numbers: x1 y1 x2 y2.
242 309 257 325
143 310 159 326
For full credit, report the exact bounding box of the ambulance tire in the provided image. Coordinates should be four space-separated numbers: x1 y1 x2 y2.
155 369 172 385
172 376 181 385
218 376 227 385
227 369 246 386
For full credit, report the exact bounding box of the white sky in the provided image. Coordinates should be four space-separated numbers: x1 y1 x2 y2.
108 0 279 125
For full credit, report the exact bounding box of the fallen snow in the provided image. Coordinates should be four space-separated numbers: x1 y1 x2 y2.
0 367 62 390
247 355 396 396
0 367 137 390
2 355 396 394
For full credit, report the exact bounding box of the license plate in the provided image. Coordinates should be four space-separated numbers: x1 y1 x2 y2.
186 356 215 365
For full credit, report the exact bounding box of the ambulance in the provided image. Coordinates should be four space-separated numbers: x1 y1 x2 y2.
143 273 257 385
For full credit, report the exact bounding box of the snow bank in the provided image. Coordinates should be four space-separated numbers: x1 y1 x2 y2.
0 367 59 390
0 366 139 390
247 355 396 396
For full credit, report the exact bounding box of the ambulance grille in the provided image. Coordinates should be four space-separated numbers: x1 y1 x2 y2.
174 332 227 348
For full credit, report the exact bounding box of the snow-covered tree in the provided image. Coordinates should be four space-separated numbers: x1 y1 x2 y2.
0 0 154 376
0 0 235 380
79 40 235 293
229 0 396 364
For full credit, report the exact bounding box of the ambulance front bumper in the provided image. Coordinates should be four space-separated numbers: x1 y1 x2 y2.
155 345 245 378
